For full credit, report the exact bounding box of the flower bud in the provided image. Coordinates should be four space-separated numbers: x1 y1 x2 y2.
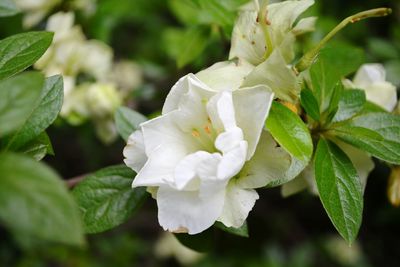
388 167 400 207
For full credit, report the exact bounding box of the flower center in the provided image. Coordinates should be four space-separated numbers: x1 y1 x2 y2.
190 117 219 153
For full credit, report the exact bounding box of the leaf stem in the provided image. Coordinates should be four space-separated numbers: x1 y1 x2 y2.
295 8 392 72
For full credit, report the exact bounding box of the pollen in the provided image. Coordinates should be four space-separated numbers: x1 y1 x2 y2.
191 129 200 137
204 125 211 134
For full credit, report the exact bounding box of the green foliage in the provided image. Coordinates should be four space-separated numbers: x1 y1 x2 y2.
331 89 366 122
72 165 148 234
18 131 54 161
0 152 85 246
308 43 364 114
0 0 19 17
115 107 147 141
266 101 313 162
0 72 43 137
300 88 320 121
314 138 363 244
0 31 53 80
4 75 63 150
328 113 400 164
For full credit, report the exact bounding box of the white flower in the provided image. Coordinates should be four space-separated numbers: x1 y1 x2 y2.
229 0 316 65
108 60 143 95
81 40 113 81
344 64 397 112
124 65 275 234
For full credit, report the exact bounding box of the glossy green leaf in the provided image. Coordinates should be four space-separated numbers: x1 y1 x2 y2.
329 113 400 164
18 131 54 161
72 165 148 233
0 152 84 245
314 138 363 244
331 89 366 122
300 88 320 121
115 106 147 141
5 75 63 150
0 31 53 80
0 72 43 137
215 221 248 237
0 0 19 17
266 101 313 162
309 43 364 113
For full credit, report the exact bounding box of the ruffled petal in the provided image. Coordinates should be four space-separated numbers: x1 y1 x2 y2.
157 185 226 234
353 64 386 87
123 130 147 173
232 85 274 159
218 180 259 228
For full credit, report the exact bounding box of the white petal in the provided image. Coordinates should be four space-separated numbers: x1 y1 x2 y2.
232 85 274 159
229 10 265 65
123 130 147 173
215 127 244 154
141 111 199 156
268 0 315 39
162 74 213 114
132 145 185 188
207 91 237 132
218 180 259 228
196 60 254 92
217 141 248 180
292 17 317 35
174 151 212 191
241 49 300 102
353 64 386 87
157 185 226 235
363 82 397 112
238 131 307 189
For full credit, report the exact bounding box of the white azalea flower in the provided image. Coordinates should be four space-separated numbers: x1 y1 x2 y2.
229 0 316 65
124 66 275 234
344 64 397 112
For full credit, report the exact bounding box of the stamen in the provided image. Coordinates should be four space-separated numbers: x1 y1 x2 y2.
191 129 200 137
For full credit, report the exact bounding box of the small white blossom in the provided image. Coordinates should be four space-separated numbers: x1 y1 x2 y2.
124 64 275 234
15 0 61 28
344 64 397 112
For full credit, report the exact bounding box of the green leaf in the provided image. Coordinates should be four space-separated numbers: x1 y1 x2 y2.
175 228 215 252
0 31 53 80
314 138 363 244
300 88 320 121
164 26 209 68
329 113 400 164
331 89 366 122
0 0 19 17
5 75 63 150
115 106 147 141
72 165 148 233
266 101 313 162
0 72 43 137
214 221 248 237
18 131 54 161
0 152 84 245
309 43 364 113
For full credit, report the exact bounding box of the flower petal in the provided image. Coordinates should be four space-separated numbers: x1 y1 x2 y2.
241 49 300 102
363 82 397 112
353 64 386 87
217 141 248 180
196 60 254 92
232 85 274 159
163 74 213 114
237 131 307 189
157 185 226 234
123 130 147 173
207 91 237 132
218 180 259 228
